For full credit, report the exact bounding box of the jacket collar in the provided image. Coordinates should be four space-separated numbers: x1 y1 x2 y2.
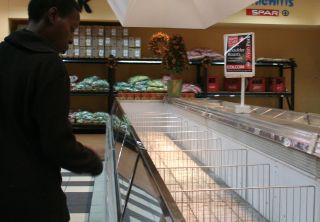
5 29 57 53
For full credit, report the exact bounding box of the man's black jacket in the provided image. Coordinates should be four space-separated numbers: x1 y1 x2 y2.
0 29 103 222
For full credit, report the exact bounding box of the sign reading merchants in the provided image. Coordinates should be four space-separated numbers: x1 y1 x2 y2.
224 32 255 78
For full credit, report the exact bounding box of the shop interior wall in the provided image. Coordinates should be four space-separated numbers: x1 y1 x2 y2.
0 1 9 39
68 25 320 113
1 0 320 114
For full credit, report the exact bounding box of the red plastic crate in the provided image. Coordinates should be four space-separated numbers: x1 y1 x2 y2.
224 78 241 91
248 77 266 92
207 76 220 92
270 77 286 92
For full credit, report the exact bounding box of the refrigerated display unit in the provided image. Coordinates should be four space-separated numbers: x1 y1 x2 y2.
105 98 320 222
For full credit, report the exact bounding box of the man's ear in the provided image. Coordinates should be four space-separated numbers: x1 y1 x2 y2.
47 7 59 25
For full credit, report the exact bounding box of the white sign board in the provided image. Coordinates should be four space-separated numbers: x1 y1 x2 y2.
224 32 255 78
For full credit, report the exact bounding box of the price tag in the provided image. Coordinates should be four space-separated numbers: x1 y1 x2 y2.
123 39 129 47
111 28 117 36
123 28 128 36
74 28 79 35
135 38 141 47
85 39 91 46
123 49 129 57
85 28 91 36
111 49 116 57
99 49 104 57
74 48 80 56
73 38 79 46
134 49 141 58
98 28 104 36
105 37 111 46
98 38 104 46
86 49 92 57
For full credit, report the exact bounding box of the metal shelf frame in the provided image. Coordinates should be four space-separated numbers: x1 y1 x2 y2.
70 91 109 96
65 58 296 111
72 124 106 134
198 60 297 110
66 58 297 134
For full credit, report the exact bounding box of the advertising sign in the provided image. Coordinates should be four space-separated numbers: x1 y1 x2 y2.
224 32 255 78
246 0 294 17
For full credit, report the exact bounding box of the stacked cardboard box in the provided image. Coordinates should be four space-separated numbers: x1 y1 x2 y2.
62 25 141 59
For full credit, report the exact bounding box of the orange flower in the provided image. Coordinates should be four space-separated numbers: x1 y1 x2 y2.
148 32 170 57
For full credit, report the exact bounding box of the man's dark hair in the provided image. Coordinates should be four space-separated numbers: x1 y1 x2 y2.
28 0 80 22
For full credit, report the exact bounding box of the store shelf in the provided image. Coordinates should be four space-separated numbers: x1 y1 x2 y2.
196 91 292 98
63 57 296 67
255 60 297 68
117 58 218 65
63 57 296 112
117 58 162 65
199 59 296 110
62 58 107 64
62 57 222 65
72 124 106 134
70 91 109 96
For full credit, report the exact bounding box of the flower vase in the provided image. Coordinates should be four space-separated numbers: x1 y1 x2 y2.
167 79 183 97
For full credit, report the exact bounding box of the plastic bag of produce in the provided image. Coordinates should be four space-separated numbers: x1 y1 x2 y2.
161 75 172 85
74 83 90 91
148 79 165 88
115 82 132 87
134 85 147 91
82 76 99 84
116 86 132 92
92 80 109 90
182 83 202 93
133 79 150 86
128 75 150 84
74 111 94 124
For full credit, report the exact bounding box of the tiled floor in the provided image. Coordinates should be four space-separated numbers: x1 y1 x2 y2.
66 134 106 222
61 169 94 222
118 177 163 222
86 167 165 222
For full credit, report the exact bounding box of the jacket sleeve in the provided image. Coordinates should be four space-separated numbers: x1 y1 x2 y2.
32 56 103 176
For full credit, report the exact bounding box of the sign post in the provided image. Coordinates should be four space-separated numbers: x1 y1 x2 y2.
224 32 255 113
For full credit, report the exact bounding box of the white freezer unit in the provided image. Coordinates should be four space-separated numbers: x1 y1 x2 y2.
107 98 319 222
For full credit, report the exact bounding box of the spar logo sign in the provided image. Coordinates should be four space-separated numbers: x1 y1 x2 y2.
247 0 294 17
246 9 280 16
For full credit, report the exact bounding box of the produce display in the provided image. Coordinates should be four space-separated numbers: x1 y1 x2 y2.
112 115 130 132
70 75 109 92
187 48 224 61
114 75 167 92
69 111 109 125
128 75 150 84
182 83 202 93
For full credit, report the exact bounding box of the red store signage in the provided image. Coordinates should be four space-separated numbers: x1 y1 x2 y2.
246 9 280 16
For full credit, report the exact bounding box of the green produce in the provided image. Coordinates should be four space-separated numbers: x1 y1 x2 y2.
128 75 150 84
147 79 165 88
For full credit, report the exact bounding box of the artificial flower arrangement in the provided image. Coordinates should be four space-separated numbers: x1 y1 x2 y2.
149 32 189 75
149 32 189 97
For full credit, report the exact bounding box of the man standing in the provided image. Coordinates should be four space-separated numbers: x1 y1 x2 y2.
0 0 103 221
